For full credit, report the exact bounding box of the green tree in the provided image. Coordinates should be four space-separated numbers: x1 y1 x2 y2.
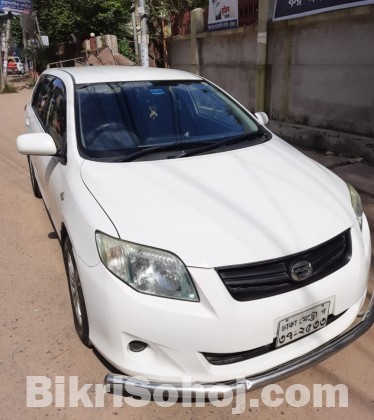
32 0 208 45
31 0 208 66
147 0 208 65
32 0 133 43
9 16 24 54
33 0 79 43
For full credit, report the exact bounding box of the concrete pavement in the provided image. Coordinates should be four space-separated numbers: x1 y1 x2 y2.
297 147 374 197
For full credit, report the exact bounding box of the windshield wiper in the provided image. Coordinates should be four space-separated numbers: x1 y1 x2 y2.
114 141 215 162
179 129 269 158
108 130 268 162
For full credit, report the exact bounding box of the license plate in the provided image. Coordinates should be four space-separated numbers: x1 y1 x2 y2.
276 300 332 348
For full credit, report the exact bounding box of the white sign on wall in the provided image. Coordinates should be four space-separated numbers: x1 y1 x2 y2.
41 35 49 47
208 0 238 31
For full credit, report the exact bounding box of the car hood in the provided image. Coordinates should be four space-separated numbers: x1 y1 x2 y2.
81 137 355 268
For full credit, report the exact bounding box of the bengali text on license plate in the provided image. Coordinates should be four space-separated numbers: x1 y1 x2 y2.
276 300 332 348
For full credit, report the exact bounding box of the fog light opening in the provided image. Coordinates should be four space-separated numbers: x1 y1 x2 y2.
129 340 148 352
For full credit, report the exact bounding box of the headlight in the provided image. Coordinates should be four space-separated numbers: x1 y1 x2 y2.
95 232 199 301
347 183 363 230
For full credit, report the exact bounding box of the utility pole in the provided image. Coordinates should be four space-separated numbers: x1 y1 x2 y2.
255 0 271 112
161 18 167 68
33 12 43 48
1 12 12 90
0 19 3 88
22 29 29 73
138 0 149 67
131 4 139 64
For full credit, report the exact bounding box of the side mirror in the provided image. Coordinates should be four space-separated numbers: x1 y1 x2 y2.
255 112 269 126
17 133 57 156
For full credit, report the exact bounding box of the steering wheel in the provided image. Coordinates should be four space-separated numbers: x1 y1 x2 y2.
89 123 136 150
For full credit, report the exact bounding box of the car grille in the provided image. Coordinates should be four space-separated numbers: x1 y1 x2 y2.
215 229 351 301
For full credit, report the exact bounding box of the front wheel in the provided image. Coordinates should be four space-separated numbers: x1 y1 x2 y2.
27 156 42 198
63 237 91 347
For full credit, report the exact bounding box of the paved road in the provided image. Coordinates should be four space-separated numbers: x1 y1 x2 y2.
0 88 373 419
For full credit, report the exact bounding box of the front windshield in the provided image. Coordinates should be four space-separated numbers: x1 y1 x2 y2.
75 80 262 160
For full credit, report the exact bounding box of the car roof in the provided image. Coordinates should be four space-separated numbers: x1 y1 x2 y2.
45 65 202 85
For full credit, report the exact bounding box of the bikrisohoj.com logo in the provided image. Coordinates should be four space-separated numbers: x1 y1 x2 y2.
26 375 349 413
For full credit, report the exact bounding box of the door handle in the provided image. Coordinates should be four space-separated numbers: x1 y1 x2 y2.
25 118 30 127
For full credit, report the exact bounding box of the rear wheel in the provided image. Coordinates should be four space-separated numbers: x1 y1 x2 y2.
27 156 42 198
63 237 91 347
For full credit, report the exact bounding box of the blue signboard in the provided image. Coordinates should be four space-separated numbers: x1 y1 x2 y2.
0 0 32 14
273 0 374 21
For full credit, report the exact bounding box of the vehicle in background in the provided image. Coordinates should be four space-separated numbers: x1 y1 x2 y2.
7 56 25 75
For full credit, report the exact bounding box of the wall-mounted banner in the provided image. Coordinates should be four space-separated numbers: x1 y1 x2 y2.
208 0 238 31
0 0 32 14
273 0 374 21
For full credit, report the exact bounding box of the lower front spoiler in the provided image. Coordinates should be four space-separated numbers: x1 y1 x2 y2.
105 292 374 399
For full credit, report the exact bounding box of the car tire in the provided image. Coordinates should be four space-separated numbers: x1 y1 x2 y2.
63 236 92 348
27 156 42 198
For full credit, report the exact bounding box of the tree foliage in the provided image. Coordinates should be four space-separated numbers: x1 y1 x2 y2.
32 0 208 44
147 0 208 64
10 16 23 50
32 0 133 43
148 0 208 26
30 0 208 65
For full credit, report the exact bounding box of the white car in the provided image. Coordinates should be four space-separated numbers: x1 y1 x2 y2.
17 66 373 397
7 56 25 74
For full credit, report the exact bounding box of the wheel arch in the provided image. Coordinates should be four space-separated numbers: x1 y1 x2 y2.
61 223 68 246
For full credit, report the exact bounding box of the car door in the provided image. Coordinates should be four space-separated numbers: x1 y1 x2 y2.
28 76 67 232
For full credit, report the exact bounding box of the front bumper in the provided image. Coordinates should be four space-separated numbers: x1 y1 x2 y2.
105 290 374 398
